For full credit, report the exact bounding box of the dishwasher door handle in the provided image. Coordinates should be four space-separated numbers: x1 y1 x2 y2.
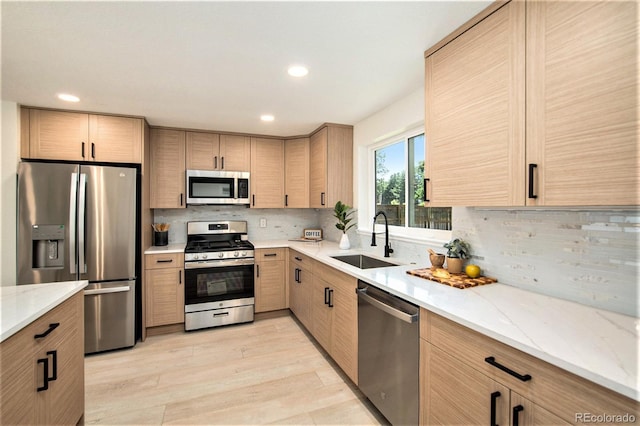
357 288 418 324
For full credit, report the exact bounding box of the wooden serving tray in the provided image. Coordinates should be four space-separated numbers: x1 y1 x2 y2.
406 268 497 289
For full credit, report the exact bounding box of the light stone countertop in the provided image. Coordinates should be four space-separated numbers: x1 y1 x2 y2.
253 239 640 402
144 243 186 255
0 280 88 343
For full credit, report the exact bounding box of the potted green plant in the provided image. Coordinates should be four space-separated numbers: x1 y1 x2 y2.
334 201 356 249
443 238 470 273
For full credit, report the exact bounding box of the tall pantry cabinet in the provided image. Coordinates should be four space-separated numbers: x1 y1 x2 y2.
424 0 638 207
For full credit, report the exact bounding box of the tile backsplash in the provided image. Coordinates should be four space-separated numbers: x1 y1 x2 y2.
155 206 638 317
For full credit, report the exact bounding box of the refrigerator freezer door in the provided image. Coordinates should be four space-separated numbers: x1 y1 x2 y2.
84 280 135 353
17 162 80 285
80 165 137 282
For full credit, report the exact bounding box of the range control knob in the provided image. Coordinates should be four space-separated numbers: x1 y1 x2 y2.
201 254 208 259
234 251 240 257
241 251 247 257
218 252 224 258
193 254 199 260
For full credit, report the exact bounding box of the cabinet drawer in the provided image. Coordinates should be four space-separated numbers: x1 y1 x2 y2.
421 309 639 423
256 248 286 262
145 253 183 270
289 250 313 271
314 261 355 291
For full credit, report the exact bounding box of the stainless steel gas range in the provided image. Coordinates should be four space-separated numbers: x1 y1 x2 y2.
183 221 255 331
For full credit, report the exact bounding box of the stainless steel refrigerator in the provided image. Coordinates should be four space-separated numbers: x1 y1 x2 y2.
17 161 137 354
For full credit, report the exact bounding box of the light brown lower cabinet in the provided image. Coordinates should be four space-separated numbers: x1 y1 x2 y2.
420 309 639 425
255 248 287 313
0 291 84 425
145 252 184 328
288 250 314 331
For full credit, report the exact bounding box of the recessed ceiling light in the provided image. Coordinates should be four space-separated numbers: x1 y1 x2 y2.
287 65 308 77
261 114 275 122
57 93 80 102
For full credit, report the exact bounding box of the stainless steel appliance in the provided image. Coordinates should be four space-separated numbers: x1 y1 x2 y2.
17 161 137 354
186 170 250 205
357 280 419 425
184 221 254 331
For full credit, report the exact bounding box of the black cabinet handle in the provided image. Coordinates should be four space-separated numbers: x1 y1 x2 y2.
81 142 86 158
528 164 538 199
320 192 326 206
47 350 57 382
91 142 96 159
178 270 182 284
264 253 278 257
214 156 218 169
490 391 501 426
512 405 524 426
252 194 255 206
34 323 60 339
221 157 225 169
180 193 184 206
423 178 430 202
324 287 330 305
485 357 532 382
294 268 300 283
37 357 49 392
256 264 260 278
285 194 288 207
295 257 302 262
329 289 334 307
157 259 173 263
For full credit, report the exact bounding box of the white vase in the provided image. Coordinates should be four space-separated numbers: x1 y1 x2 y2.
339 233 350 250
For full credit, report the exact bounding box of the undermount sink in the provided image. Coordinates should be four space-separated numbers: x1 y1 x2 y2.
331 254 399 269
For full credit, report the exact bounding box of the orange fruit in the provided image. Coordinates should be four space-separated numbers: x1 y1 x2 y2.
465 264 481 278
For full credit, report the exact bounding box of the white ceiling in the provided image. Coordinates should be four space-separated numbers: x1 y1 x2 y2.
2 1 491 137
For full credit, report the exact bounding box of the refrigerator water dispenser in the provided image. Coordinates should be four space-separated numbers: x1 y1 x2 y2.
32 225 65 268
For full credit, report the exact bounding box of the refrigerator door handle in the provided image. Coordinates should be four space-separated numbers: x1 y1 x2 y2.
84 285 131 295
69 172 78 274
78 173 87 274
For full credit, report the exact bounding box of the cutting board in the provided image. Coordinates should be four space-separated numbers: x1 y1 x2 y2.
406 268 497 289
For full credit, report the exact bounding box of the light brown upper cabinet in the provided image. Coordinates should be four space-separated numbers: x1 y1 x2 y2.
525 0 638 206
250 137 285 208
22 108 143 163
424 0 638 207
185 132 251 172
150 129 186 209
424 1 525 207
284 137 310 208
309 124 354 208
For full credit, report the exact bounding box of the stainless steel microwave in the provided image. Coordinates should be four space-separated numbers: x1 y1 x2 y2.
186 170 250 205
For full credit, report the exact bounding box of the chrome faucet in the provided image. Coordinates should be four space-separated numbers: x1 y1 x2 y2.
371 211 394 257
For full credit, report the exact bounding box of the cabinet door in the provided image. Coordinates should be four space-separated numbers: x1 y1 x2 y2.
89 115 143 163
255 258 286 313
289 262 312 331
526 1 638 206
421 341 510 425
186 131 219 170
250 137 284 208
311 276 332 352
309 127 328 208
425 1 525 206
29 109 88 161
0 325 36 425
220 134 251 171
284 137 310 208
145 267 184 326
329 275 358 384
150 129 186 208
325 126 353 208
511 393 571 426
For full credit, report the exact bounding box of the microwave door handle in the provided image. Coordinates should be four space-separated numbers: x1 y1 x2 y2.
69 172 78 274
234 177 238 200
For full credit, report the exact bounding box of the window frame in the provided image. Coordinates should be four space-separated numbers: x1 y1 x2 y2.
361 126 452 244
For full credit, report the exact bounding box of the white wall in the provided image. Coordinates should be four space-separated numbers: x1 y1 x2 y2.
1 101 19 286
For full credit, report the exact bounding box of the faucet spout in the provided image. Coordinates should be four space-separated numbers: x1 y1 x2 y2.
372 211 394 257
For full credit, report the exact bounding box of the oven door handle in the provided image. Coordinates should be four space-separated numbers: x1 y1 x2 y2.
185 258 255 269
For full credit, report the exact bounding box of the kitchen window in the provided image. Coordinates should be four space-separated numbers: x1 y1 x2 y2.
372 130 452 236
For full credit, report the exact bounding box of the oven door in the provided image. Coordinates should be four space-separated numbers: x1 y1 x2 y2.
184 259 254 306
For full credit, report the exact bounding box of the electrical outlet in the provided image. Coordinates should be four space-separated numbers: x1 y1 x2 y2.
260 218 267 228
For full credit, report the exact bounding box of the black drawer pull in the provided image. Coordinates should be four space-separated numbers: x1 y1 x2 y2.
485 357 532 382
34 322 60 339
37 357 49 392
423 178 430 202
256 264 260 278
264 253 278 257
512 405 524 426
328 289 334 308
324 287 330 305
490 391 501 426
295 257 302 261
157 259 173 263
47 350 58 382
528 163 538 199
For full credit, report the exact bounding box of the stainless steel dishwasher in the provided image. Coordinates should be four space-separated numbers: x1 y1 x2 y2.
357 280 419 426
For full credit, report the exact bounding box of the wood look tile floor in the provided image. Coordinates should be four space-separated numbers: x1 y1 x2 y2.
84 313 387 425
